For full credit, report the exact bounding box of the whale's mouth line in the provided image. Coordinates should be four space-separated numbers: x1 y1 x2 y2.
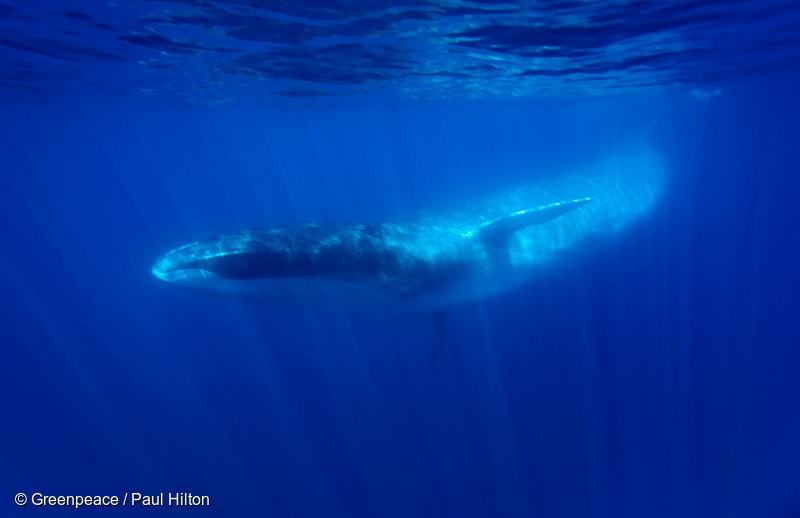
152 261 217 283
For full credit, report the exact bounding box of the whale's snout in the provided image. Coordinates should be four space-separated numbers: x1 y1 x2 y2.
152 242 217 284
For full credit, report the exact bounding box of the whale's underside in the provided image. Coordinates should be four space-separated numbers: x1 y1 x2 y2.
153 150 667 318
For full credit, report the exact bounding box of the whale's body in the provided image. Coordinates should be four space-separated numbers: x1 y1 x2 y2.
153 150 667 318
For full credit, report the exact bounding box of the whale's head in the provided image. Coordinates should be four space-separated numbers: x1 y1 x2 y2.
151 226 410 317
151 242 224 287
152 228 306 290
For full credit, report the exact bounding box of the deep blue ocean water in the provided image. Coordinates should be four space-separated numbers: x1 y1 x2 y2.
2 1 800 516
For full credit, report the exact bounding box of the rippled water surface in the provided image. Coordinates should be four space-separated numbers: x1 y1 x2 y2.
2 1 800 517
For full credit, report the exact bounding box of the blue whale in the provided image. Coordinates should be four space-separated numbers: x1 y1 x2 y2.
153 150 667 318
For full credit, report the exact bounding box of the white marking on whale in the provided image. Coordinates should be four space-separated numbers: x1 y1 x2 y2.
153 149 668 318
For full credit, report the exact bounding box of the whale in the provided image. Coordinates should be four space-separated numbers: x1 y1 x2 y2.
152 149 667 319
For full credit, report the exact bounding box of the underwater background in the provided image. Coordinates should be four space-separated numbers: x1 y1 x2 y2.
2 1 800 516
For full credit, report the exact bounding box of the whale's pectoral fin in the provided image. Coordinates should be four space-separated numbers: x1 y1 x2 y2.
479 197 592 248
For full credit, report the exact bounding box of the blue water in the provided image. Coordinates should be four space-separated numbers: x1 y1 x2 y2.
2 1 800 516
